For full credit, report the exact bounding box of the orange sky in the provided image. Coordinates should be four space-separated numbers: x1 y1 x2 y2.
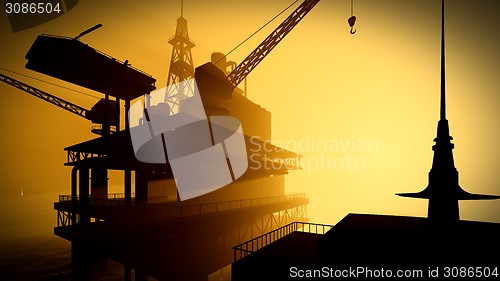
0 0 499 239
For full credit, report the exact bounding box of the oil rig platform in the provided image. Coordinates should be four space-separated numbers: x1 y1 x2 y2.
0 1 323 279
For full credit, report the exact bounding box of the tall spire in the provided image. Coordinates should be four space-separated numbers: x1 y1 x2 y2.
440 0 446 120
397 0 499 226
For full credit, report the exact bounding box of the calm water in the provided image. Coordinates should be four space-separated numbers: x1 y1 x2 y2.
0 190 132 280
0 191 71 280
0 192 230 280
0 236 71 281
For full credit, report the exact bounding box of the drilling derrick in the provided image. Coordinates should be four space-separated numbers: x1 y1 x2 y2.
165 2 196 115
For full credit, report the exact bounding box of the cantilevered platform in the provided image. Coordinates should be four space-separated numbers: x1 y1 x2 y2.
54 193 308 227
54 194 309 280
25 34 156 100
64 130 302 172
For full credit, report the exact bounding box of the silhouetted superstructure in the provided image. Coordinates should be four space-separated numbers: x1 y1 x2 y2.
396 0 499 224
25 34 156 100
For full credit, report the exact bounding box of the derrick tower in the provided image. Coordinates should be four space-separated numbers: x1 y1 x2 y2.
165 0 196 115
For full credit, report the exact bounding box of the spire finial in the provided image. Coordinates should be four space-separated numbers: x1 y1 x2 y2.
440 0 446 120
181 0 184 18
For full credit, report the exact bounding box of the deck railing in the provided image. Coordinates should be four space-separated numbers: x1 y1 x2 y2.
58 193 135 207
58 193 307 217
233 221 334 262
171 193 306 217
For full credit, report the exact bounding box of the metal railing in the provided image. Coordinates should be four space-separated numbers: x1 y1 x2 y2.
233 221 334 262
168 193 306 218
58 193 307 217
58 193 135 207
58 194 73 202
59 193 133 201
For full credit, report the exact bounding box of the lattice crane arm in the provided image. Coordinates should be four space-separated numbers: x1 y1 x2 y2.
226 0 320 88
0 73 89 119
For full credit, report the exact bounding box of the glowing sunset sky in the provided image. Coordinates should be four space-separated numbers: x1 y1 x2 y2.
0 0 499 239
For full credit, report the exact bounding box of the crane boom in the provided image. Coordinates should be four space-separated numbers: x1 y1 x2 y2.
0 73 88 118
227 0 320 88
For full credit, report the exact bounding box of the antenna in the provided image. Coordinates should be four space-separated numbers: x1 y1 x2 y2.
73 24 103 40
440 0 446 120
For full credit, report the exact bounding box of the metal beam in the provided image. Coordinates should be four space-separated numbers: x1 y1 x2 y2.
0 73 88 119
227 0 320 88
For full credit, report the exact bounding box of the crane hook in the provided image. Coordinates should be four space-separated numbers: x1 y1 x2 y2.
348 16 356 34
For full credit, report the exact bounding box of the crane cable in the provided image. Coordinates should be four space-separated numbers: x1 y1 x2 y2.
0 67 100 99
214 0 299 66
348 0 356 34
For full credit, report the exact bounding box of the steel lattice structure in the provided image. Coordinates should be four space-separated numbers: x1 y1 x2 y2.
164 8 196 115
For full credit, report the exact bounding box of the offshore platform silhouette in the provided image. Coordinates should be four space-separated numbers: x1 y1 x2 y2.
1 1 319 280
